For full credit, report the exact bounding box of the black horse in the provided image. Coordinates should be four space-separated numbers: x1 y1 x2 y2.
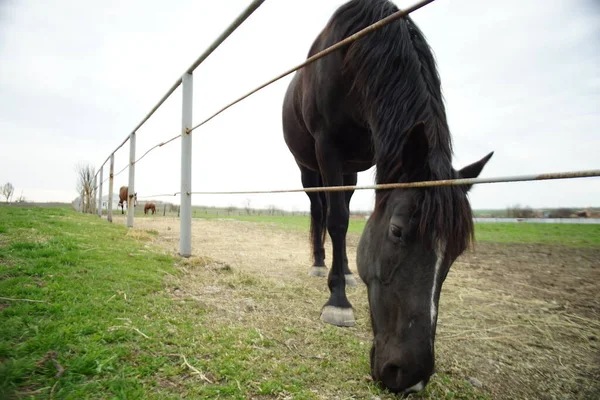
282 0 493 394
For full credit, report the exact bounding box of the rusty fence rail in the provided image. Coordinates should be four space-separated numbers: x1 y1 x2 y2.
187 170 600 195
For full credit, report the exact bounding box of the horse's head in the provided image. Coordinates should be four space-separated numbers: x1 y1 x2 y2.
357 122 493 394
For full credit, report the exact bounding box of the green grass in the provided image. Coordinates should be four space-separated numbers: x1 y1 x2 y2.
193 213 600 248
474 222 600 247
0 206 488 399
0 206 179 399
198 213 314 232
5 205 595 399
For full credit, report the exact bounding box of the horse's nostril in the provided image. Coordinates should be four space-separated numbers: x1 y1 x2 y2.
380 362 403 392
379 361 428 394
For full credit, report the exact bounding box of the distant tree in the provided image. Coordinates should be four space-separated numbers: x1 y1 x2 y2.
353 209 370 217
226 205 236 215
506 204 518 218
549 208 574 218
2 182 14 203
519 206 535 218
506 204 535 218
15 190 26 203
75 163 96 213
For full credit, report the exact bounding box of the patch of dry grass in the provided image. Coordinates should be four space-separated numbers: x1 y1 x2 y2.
436 261 600 399
125 228 159 241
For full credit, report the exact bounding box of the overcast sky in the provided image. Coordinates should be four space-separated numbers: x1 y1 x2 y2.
0 0 598 211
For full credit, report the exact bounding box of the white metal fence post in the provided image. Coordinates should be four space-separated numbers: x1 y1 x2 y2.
127 132 136 228
180 72 193 257
93 175 97 214
108 153 115 223
97 167 103 217
91 1 265 227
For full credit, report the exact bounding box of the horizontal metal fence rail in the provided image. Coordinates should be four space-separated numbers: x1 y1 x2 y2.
95 0 267 172
189 170 600 195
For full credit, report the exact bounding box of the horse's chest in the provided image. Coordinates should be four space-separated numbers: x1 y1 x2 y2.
320 130 372 173
335 128 374 161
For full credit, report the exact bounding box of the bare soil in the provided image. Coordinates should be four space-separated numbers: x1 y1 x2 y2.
117 216 600 399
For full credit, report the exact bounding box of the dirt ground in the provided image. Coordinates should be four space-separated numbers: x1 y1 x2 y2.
118 215 600 399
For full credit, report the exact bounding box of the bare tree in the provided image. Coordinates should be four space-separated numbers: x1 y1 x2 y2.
507 204 535 218
75 163 96 213
15 190 26 203
2 182 14 203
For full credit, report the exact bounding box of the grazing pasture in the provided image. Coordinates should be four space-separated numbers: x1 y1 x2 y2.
1 206 598 399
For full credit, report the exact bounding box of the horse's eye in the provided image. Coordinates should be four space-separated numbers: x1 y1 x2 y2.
390 224 403 238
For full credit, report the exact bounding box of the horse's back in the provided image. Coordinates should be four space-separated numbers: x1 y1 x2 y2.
282 72 320 171
282 5 375 173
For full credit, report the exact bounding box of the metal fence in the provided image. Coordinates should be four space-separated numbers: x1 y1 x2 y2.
90 0 599 258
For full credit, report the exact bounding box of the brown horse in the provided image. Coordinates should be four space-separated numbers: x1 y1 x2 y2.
144 203 156 215
118 186 137 214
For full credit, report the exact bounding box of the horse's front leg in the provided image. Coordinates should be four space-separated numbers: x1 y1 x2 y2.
342 173 358 287
300 165 327 277
316 139 355 327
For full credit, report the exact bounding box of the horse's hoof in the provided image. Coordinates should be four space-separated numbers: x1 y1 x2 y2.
321 306 355 327
345 274 359 287
309 266 328 277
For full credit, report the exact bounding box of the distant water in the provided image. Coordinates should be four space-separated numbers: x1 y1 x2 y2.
473 218 600 225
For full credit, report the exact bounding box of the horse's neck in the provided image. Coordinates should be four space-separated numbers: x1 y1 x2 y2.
371 123 454 185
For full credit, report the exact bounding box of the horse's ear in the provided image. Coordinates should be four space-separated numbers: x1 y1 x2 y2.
401 121 429 174
457 151 494 191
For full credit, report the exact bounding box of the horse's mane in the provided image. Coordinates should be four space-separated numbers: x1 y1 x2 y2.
333 0 474 258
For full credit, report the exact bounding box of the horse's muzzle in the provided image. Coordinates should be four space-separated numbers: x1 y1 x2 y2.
371 341 433 394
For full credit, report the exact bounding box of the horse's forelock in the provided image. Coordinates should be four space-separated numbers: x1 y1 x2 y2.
416 184 473 260
374 165 474 261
